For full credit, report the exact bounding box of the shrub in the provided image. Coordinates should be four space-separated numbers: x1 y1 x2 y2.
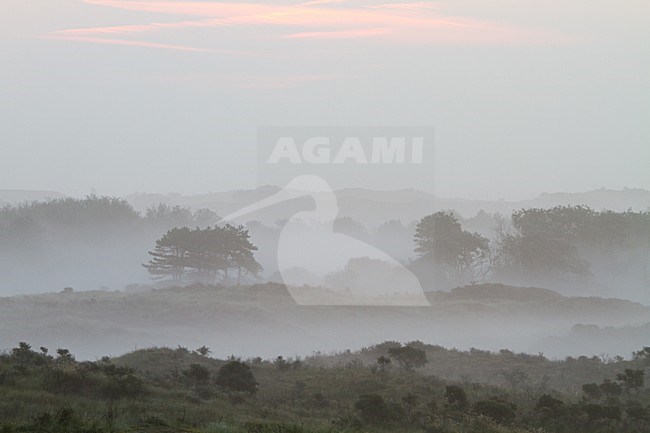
582 383 602 400
599 380 622 398
354 394 404 424
387 346 427 372
445 385 468 410
183 363 211 383
43 369 92 395
626 404 650 421
29 407 100 433
100 373 144 400
355 394 387 423
582 404 622 421
215 361 257 394
536 394 564 417
473 398 516 424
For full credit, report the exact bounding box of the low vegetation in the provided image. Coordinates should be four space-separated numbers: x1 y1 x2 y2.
1 341 649 432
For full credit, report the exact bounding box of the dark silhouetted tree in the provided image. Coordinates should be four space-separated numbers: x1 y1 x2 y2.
143 225 261 284
143 227 194 282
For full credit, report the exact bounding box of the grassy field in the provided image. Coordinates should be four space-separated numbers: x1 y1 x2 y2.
2 283 649 361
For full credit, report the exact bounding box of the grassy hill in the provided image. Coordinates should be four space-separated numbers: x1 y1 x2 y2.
1 340 649 433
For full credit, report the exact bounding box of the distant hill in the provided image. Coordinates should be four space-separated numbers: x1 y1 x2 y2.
532 188 650 210
537 321 650 358
124 187 650 224
2 187 647 222
0 189 66 204
1 283 648 361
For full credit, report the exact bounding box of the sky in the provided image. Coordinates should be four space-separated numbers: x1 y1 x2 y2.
0 0 648 200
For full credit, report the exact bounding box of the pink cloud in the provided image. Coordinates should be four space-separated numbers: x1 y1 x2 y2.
48 35 217 52
82 1 279 17
368 2 438 12
296 0 346 7
53 19 230 38
47 1 571 53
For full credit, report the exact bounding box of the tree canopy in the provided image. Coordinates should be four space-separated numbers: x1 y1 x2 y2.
414 211 491 285
387 345 428 372
143 225 262 285
493 206 650 291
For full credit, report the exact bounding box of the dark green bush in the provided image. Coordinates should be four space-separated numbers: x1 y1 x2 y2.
215 361 257 394
444 385 468 410
473 398 517 424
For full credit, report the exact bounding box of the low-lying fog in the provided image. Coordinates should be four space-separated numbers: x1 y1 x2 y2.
1 284 649 362
0 188 648 361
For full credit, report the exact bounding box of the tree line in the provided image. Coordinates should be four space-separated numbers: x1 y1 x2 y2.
412 206 650 291
1 195 648 294
0 196 223 293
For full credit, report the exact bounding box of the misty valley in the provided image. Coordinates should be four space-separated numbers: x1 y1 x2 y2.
0 189 649 433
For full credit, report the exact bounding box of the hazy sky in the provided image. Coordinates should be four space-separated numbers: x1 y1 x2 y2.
1 0 648 200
